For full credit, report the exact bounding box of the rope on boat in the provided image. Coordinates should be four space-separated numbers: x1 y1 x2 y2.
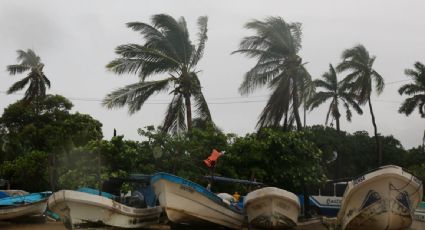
389 174 423 199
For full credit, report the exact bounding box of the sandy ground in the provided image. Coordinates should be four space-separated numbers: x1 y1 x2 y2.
0 220 327 230
4 218 423 230
0 221 67 230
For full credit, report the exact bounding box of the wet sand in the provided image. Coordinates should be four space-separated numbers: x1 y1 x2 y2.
0 221 67 230
3 219 422 230
0 221 326 230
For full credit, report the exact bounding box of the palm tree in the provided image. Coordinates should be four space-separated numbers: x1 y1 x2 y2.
233 17 310 131
398 62 425 118
103 14 212 134
308 64 363 132
336 44 384 166
6 49 50 105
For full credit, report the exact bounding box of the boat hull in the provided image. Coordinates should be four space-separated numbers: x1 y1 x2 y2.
337 165 423 230
244 187 300 229
0 199 47 220
47 190 162 229
151 173 244 229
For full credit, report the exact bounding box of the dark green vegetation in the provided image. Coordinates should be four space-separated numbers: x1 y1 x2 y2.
103 14 212 134
1 15 424 198
233 17 313 130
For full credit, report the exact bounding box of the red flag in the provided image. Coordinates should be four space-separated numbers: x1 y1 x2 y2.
203 149 224 168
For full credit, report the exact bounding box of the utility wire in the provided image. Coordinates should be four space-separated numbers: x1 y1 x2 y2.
0 78 412 105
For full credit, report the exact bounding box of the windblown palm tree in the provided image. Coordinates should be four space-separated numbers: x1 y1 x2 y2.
308 64 363 132
233 17 310 130
103 14 212 134
6 49 50 103
398 62 425 118
337 44 384 166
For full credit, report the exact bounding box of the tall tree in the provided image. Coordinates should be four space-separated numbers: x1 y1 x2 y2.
233 17 310 130
6 49 51 108
308 64 363 132
337 45 384 166
103 14 212 133
398 62 425 118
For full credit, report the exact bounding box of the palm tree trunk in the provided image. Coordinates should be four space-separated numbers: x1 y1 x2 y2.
292 79 302 131
368 98 381 167
283 113 288 131
336 116 340 132
49 153 56 191
184 95 193 131
303 105 306 128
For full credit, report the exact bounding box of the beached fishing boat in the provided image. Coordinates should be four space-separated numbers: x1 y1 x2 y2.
244 187 300 229
151 172 244 229
337 165 423 230
47 189 162 229
0 192 51 220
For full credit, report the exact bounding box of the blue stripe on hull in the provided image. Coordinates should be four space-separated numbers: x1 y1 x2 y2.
151 172 242 214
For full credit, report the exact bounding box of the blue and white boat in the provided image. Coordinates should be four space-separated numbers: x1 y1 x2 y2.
151 172 244 229
0 191 51 220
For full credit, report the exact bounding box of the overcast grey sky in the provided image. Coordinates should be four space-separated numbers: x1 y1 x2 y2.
0 0 424 148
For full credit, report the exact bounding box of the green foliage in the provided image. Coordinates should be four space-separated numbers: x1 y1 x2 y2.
398 61 425 118
0 95 103 190
104 14 212 133
308 64 363 131
233 17 311 130
0 151 49 192
6 49 50 103
58 145 128 190
137 125 228 183
222 128 327 194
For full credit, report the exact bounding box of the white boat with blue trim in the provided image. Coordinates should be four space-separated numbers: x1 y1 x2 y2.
244 187 300 229
48 188 162 229
337 165 423 230
151 172 244 229
0 191 51 220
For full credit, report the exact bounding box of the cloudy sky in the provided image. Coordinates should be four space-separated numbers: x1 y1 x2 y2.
0 0 424 148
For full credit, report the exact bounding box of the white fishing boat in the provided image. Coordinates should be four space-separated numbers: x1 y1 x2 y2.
244 187 300 229
0 192 50 220
47 189 162 229
337 165 423 230
150 172 244 229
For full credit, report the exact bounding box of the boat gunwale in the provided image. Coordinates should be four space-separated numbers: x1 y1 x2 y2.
151 172 243 215
48 190 162 218
244 193 301 213
337 165 423 229
340 166 423 212
0 198 47 211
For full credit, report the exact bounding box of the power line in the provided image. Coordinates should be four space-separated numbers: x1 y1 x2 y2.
0 78 410 105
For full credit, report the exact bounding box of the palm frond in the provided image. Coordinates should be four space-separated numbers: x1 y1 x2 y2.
256 77 291 128
398 84 424 95
43 75 51 88
342 100 353 122
190 16 208 68
371 70 385 94
6 64 30 75
6 76 31 94
126 21 163 41
325 99 335 125
107 44 180 80
239 61 283 95
191 73 212 121
102 78 171 114
151 14 193 64
162 94 186 134
340 92 363 115
398 95 425 116
307 92 334 110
